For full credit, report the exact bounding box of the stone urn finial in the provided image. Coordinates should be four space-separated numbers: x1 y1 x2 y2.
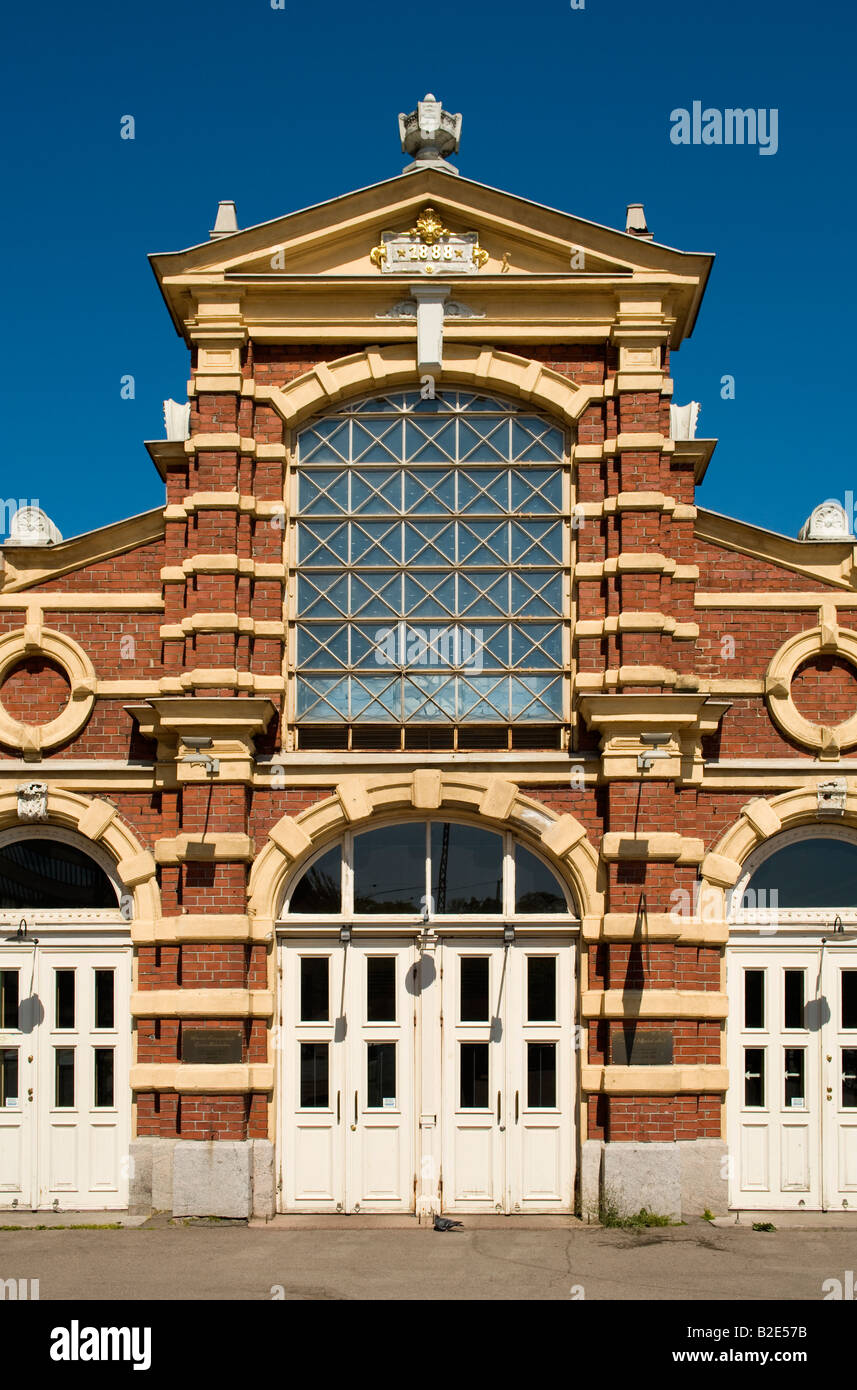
398 94 462 175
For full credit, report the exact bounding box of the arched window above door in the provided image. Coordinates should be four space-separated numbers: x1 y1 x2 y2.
731 825 857 926
283 820 576 921
0 829 121 916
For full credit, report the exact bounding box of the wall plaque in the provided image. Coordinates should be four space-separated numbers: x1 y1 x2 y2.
612 1028 673 1067
181 1027 243 1065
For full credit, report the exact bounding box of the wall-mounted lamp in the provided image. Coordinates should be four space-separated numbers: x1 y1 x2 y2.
180 737 220 775
8 918 37 945
637 731 671 773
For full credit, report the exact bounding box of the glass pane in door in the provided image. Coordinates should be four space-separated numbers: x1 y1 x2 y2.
842 974 857 1030
367 1042 396 1108
55 1048 75 1107
527 1042 556 1107
784 972 805 1030
300 1043 329 1107
743 970 764 1029
367 959 396 1022
55 972 75 1029
300 958 329 1022
784 1048 806 1107
0 1049 18 1107
94 1049 114 1107
842 1049 857 1108
94 971 115 1029
460 959 489 1021
744 1048 765 1107
0 971 19 1029
527 958 556 1021
460 1042 489 1108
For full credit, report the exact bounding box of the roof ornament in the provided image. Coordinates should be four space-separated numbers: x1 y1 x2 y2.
398 94 462 175
210 200 239 239
669 402 700 440
4 506 62 547
163 399 190 441
799 500 854 542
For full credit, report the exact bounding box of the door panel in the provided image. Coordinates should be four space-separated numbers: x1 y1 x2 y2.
823 955 857 1208
728 950 821 1208
36 949 130 1209
281 940 415 1213
441 945 506 1212
440 939 574 1214
0 946 129 1212
510 945 573 1211
347 944 415 1211
729 945 857 1212
0 952 34 1207
283 945 344 1211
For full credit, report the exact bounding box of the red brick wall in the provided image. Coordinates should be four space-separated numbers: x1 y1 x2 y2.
0 656 69 723
792 655 857 724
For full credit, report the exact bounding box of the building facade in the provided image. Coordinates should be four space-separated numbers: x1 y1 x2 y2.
2 98 857 1221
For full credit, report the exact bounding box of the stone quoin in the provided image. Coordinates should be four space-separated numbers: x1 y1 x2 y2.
2 95 856 1222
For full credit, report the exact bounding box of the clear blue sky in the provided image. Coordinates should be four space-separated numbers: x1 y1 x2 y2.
1 0 854 542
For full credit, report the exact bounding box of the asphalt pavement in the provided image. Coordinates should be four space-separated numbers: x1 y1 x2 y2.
1 1217 855 1300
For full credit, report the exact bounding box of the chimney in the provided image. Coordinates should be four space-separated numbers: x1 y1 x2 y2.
625 203 653 240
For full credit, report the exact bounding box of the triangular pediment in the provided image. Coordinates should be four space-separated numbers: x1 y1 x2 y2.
151 169 713 345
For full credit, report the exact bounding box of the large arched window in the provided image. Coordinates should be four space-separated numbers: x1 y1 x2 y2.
282 821 577 923
291 390 569 750
730 825 857 928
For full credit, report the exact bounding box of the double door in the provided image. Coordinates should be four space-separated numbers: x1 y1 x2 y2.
281 939 416 1212
0 945 130 1210
440 940 574 1213
728 945 857 1210
279 936 575 1215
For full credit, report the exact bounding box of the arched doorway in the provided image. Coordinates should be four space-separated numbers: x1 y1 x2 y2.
0 828 131 1211
276 818 579 1217
727 825 857 1211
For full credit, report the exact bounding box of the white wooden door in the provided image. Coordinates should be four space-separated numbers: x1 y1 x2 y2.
346 942 416 1212
506 941 574 1212
822 951 857 1210
0 946 129 1211
281 940 416 1213
0 951 36 1208
440 942 507 1212
440 939 574 1214
728 949 822 1208
282 941 346 1211
36 948 130 1209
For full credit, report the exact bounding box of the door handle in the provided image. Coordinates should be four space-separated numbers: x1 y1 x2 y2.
497 1090 501 1124
336 1090 341 1124
27 1088 33 1102
351 1090 358 1130
515 1090 519 1123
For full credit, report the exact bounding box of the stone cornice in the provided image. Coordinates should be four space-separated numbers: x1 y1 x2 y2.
0 508 165 593
696 508 857 591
